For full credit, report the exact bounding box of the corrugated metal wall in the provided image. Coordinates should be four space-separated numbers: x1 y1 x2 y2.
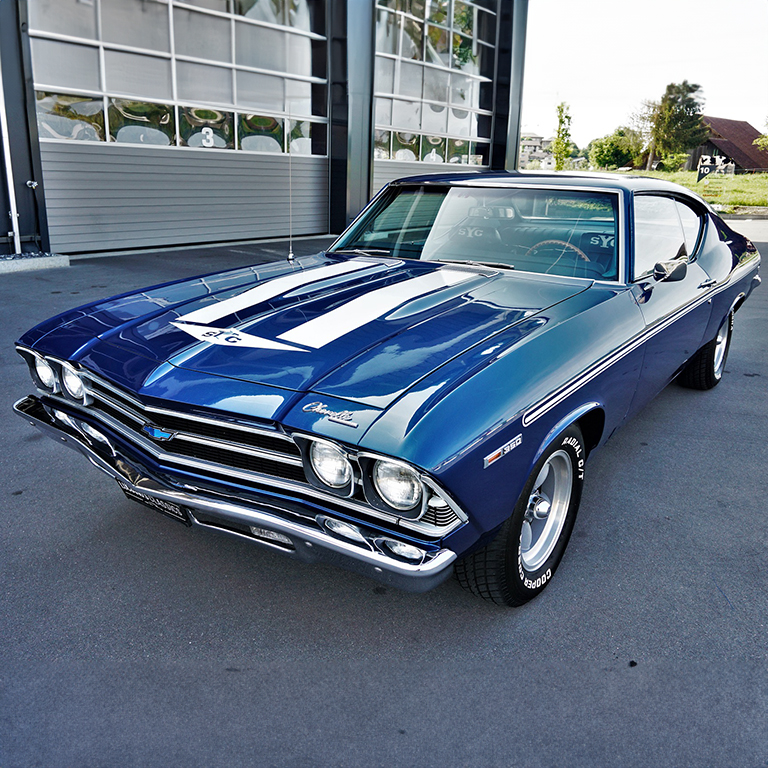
40 142 329 253
372 160 481 195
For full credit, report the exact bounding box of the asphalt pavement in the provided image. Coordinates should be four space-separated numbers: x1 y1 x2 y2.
1 225 767 768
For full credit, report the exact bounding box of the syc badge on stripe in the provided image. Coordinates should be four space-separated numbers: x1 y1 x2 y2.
171 259 477 353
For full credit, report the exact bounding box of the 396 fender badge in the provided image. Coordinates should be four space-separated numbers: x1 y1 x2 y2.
484 433 523 468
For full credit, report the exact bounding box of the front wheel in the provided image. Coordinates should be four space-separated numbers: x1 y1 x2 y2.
678 312 733 390
456 425 585 606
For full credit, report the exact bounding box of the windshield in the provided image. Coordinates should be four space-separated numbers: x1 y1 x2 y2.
332 185 620 281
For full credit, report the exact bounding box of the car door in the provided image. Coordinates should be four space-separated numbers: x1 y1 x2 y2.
628 193 713 411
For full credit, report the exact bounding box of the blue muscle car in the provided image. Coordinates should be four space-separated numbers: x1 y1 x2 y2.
14 172 761 605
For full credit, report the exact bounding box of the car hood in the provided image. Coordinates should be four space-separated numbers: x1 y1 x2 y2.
36 254 589 410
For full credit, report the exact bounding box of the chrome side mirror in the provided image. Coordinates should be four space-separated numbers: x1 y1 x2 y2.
653 260 687 282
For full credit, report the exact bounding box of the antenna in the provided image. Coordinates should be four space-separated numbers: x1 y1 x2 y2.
287 99 295 262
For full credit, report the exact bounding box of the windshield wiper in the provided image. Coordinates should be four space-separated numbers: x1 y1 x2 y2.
332 247 392 257
443 259 515 270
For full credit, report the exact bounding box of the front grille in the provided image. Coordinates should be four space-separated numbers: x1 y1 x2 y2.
84 376 305 485
75 373 462 536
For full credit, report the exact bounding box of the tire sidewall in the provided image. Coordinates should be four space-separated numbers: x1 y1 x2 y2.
503 425 585 603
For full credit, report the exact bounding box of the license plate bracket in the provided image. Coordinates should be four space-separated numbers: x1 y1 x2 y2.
117 480 192 526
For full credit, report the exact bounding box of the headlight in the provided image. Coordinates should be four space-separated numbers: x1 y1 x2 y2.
34 356 56 390
373 461 422 511
61 364 86 401
309 441 352 489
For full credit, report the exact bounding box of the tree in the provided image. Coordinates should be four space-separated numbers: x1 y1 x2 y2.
650 81 708 164
754 120 768 152
589 126 644 169
551 102 572 171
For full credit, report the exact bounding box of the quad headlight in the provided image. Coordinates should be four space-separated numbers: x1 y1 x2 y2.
34 356 56 390
372 460 422 512
309 441 352 489
61 364 86 402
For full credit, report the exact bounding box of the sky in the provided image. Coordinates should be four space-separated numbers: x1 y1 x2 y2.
520 0 768 148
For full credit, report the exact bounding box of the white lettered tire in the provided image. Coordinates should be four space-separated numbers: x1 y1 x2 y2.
456 425 585 606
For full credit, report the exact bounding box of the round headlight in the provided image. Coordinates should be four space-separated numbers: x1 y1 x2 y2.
61 365 85 401
373 461 422 511
309 442 352 488
34 356 56 390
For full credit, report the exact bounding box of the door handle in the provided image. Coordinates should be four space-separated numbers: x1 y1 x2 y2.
698 279 717 289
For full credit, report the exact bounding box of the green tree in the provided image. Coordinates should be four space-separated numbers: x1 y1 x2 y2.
650 81 708 164
754 120 768 152
551 102 572 171
589 126 644 169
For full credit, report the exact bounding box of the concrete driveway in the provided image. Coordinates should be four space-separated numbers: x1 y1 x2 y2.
1 225 766 768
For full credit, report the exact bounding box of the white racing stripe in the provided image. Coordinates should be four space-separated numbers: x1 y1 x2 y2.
169 322 303 351
176 259 374 326
278 269 476 349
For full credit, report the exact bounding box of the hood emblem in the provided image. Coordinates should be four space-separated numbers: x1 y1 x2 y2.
143 424 176 441
303 402 359 428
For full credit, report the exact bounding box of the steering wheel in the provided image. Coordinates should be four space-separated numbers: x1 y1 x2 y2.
524 239 590 262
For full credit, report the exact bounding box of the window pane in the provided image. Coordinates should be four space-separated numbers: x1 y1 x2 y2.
286 33 312 77
374 129 391 159
427 0 449 24
375 56 395 94
452 34 476 72
285 79 311 115
288 119 325 155
398 62 423 98
634 196 686 277
422 102 447 133
289 0 324 34
454 2 474 35
421 135 445 162
423 66 449 102
375 97 393 126
392 98 421 130
236 0 285 23
425 25 449 66
676 201 703 254
236 70 284 112
179 107 235 148
239 114 284 152
392 131 419 160
108 99 175 145
402 19 423 60
105 51 172 100
236 22 286 71
36 91 105 142
175 9 231 62
447 138 469 163
469 141 489 165
450 74 474 108
177 61 233 105
376 10 400 55
101 0 170 52
447 106 469 136
31 39 100 91
477 9 496 44
28 0 97 39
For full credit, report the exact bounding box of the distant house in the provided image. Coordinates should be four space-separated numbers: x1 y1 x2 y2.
519 132 555 169
689 116 768 173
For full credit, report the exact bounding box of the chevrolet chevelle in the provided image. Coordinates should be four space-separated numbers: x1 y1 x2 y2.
14 172 761 605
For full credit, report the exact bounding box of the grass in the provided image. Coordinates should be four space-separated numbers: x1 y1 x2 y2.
625 170 768 209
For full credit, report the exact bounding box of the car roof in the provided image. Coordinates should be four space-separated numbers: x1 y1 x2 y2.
390 170 707 204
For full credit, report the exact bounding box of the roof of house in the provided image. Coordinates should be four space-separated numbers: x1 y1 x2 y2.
702 116 768 170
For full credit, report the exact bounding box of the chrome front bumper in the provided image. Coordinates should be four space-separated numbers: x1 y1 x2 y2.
14 395 456 593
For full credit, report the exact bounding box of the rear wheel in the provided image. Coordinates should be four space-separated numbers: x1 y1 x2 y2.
456 425 585 606
678 312 732 390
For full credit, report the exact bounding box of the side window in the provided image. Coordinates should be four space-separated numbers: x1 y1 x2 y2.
675 200 704 256
633 195 686 279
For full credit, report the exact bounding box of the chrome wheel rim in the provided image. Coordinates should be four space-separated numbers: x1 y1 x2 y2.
713 317 730 379
521 450 573 571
